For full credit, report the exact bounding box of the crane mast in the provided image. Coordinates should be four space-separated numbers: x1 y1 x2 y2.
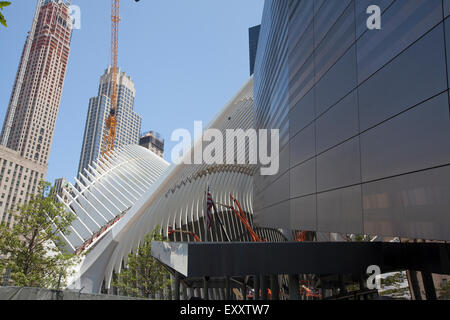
102 0 119 158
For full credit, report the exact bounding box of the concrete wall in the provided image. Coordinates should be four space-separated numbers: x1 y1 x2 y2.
0 287 144 300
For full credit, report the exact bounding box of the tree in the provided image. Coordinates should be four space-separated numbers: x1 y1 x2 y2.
0 181 79 289
0 2 11 28
112 227 171 298
352 234 369 242
439 282 450 300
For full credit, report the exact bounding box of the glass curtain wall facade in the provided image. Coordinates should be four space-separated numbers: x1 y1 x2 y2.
249 25 261 75
253 0 450 241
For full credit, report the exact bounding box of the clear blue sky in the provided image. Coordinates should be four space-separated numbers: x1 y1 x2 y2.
0 0 264 184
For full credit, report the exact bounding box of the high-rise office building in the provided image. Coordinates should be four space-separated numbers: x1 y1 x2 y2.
248 25 260 76
53 177 70 202
0 146 46 226
78 67 142 174
139 131 164 158
0 0 72 226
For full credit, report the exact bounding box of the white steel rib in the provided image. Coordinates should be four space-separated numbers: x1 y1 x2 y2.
66 78 259 294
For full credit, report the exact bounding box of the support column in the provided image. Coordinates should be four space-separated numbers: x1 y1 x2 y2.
408 271 422 300
322 289 333 299
187 287 194 300
242 280 247 301
270 275 279 300
421 272 437 300
260 275 268 300
174 273 180 301
203 277 210 300
181 283 188 300
111 272 118 296
225 277 231 300
338 274 347 296
254 275 260 301
288 274 300 300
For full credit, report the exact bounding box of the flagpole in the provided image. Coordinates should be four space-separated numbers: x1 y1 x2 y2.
204 182 209 242
212 200 231 242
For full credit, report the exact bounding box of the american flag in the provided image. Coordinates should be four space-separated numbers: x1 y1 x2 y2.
206 187 214 230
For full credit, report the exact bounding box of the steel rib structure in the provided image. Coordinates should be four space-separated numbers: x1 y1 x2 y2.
58 145 170 253
63 78 283 293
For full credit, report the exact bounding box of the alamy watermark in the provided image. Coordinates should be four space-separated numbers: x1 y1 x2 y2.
69 5 81 30
69 4 381 32
171 121 280 176
367 5 381 30
366 265 382 290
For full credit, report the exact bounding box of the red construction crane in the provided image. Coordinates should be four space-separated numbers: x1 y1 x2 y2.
217 194 264 242
168 226 202 242
102 0 120 159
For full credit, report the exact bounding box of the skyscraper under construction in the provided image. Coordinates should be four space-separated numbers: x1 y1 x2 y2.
0 0 72 226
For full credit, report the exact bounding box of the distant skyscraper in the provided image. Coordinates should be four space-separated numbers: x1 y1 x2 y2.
54 177 67 195
78 67 142 175
0 0 72 226
248 25 260 76
139 131 164 158
53 177 70 203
